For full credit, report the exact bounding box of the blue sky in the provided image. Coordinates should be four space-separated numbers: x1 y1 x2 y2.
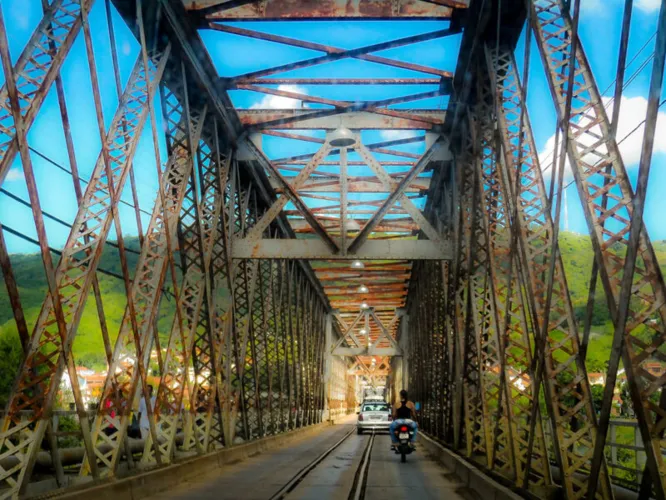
0 0 665 254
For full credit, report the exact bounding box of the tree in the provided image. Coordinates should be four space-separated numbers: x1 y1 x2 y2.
591 384 604 414
0 330 23 406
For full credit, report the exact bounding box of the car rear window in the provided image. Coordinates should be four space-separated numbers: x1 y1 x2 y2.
362 404 388 412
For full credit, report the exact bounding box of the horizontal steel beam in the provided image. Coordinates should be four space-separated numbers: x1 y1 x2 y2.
271 177 431 193
333 347 402 357
187 0 459 20
232 238 451 260
237 109 446 129
232 78 443 86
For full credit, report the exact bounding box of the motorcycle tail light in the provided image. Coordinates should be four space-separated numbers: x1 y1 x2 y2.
400 426 409 432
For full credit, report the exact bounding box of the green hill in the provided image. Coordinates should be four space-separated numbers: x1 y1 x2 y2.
0 237 180 402
558 232 666 371
1 231 666 403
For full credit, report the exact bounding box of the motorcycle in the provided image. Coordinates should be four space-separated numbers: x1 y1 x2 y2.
394 423 415 463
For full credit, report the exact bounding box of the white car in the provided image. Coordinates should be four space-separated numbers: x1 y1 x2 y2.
356 401 391 434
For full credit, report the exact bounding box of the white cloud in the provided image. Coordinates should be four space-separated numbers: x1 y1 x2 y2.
636 0 662 12
581 0 603 11
250 85 306 110
5 168 24 182
538 95 666 180
380 130 414 141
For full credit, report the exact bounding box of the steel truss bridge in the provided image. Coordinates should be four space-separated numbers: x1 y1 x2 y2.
0 0 664 499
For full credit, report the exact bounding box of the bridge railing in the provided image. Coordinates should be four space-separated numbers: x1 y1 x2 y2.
543 417 649 491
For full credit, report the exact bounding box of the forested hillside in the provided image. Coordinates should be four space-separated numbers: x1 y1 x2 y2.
0 237 179 401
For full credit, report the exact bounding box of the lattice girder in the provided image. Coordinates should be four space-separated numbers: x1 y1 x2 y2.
485 41 611 500
475 61 552 489
0 0 92 184
0 47 170 494
531 1 666 495
140 122 226 466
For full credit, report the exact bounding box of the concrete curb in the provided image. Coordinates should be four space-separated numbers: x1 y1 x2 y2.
45 422 332 500
419 433 524 500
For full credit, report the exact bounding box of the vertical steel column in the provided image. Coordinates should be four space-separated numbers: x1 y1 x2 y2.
450 119 476 452
229 179 261 441
440 260 454 443
458 114 488 461
273 260 290 431
486 41 611 499
83 64 206 477
398 312 409 392
323 314 333 422
189 135 232 452
286 262 298 431
475 62 552 490
141 114 227 464
248 256 268 437
471 75 519 479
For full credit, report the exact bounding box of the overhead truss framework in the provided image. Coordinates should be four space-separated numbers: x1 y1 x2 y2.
0 0 665 499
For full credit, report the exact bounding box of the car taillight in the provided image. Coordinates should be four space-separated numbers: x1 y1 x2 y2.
400 426 409 432
388 415 392 421
358 414 363 421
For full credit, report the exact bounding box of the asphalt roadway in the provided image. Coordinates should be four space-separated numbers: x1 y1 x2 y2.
145 416 470 500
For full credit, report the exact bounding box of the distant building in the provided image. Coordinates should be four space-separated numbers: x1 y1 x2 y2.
644 362 665 377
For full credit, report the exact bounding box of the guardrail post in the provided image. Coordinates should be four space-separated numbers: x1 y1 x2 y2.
610 422 617 470
322 314 333 422
635 428 646 485
397 310 409 392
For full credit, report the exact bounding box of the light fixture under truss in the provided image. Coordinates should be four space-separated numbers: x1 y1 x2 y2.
351 260 364 269
358 284 369 293
328 126 356 147
344 218 361 231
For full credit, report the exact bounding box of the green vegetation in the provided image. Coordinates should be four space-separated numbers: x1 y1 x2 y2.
558 232 666 372
0 237 179 405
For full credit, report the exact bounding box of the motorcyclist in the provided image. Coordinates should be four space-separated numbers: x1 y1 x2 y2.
389 389 417 450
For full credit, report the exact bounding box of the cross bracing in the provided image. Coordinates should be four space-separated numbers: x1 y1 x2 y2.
0 0 664 499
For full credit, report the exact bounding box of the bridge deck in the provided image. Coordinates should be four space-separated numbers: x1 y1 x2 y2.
147 418 468 500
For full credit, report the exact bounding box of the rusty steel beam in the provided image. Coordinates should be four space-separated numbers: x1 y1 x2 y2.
233 78 443 86
0 0 93 187
213 23 456 84
348 138 445 253
238 85 447 131
232 239 451 260
190 0 458 21
238 109 445 129
273 178 431 193
243 140 338 251
245 96 445 132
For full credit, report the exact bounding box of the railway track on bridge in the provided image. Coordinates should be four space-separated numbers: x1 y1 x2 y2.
268 427 376 500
